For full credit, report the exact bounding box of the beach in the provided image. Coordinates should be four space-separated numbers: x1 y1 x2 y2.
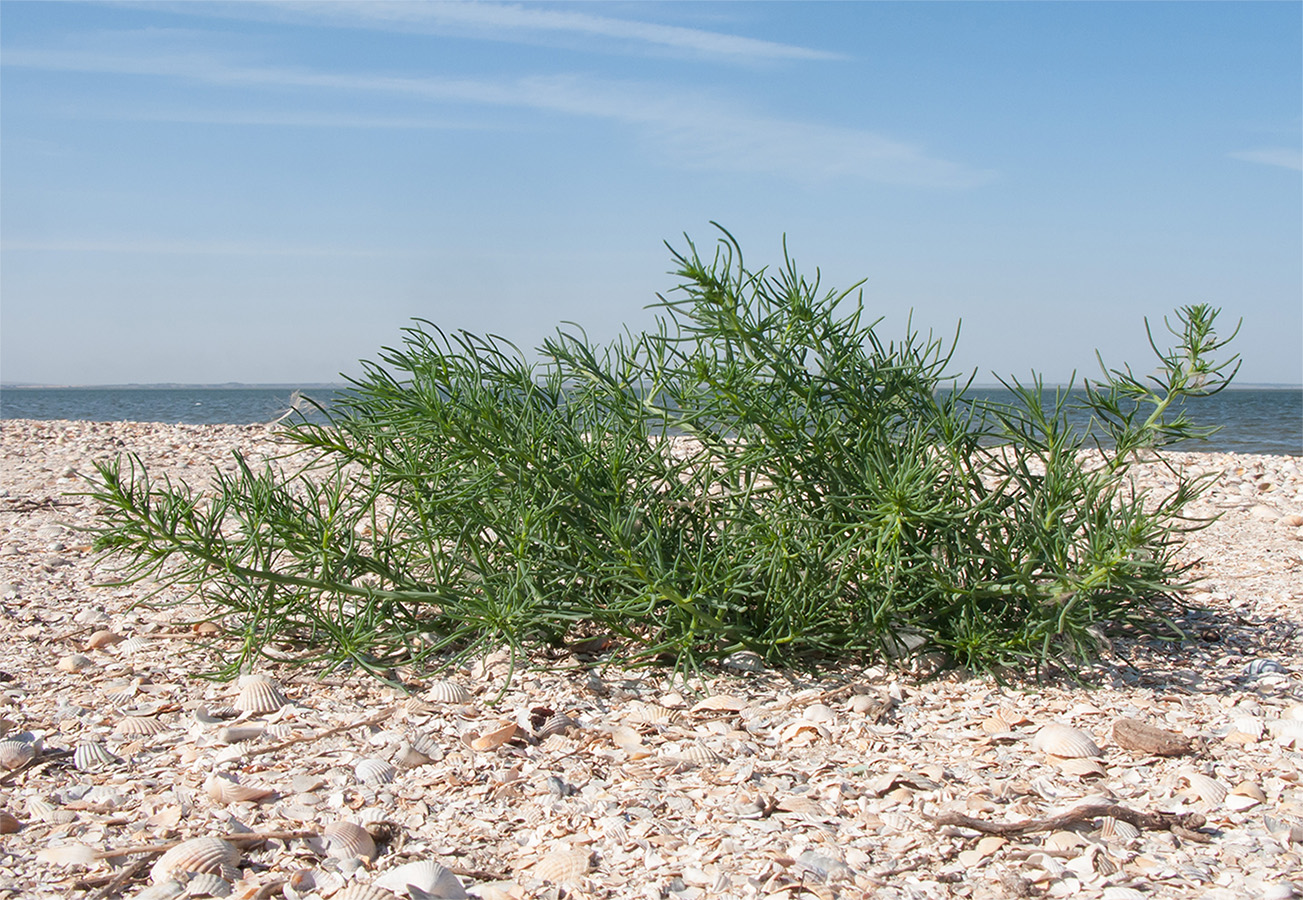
1 419 1301 899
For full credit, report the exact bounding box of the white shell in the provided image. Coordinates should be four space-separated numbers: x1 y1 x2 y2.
1268 719 1303 748
73 741 120 772
205 772 276 805
666 741 724 767
1182 772 1228 805
1101 889 1148 900
0 739 36 771
215 724 266 745
115 636 153 655
322 820 377 861
180 872 233 897
151 836 240 884
1054 757 1107 777
375 859 469 898
332 884 397 900
536 713 579 739
115 715 171 737
234 675 288 713
355 758 397 786
1030 724 1103 759
425 680 471 704
533 848 593 884
1098 816 1141 842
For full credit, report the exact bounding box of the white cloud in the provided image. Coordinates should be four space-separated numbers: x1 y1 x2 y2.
157 0 843 62
3 46 991 188
1229 148 1303 171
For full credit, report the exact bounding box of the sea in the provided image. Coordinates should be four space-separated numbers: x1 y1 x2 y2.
1 385 1300 456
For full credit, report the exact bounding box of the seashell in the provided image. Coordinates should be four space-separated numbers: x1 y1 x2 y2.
1181 772 1228 806
599 816 629 846
1268 719 1303 749
1053 756 1107 778
1030 724 1103 759
206 772 276 805
181 872 232 897
690 695 748 714
1043 830 1087 851
1101 889 1148 900
470 722 518 752
135 881 187 900
1232 716 1265 740
332 887 398 900
0 738 36 771
536 713 579 740
87 629 123 650
0 810 19 834
215 724 266 745
1225 792 1262 812
802 703 837 724
57 653 94 673
322 820 378 861
1244 658 1287 677
355 757 397 786
1286 703 1303 722
115 636 153 655
667 741 724 767
1230 780 1268 802
425 680 471 705
722 650 764 672
234 674 288 713
151 836 240 884
73 741 120 772
533 848 593 884
1098 816 1141 842
626 702 676 725
115 715 171 738
27 797 75 825
374 859 469 898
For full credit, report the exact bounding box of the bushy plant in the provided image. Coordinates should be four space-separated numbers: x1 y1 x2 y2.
89 227 1239 681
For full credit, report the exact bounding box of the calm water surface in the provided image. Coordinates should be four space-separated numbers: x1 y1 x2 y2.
2 385 1299 455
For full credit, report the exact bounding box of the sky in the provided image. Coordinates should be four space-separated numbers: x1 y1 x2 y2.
2 1 1300 387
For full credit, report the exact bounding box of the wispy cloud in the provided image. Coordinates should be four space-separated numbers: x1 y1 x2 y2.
161 0 844 62
1229 148 1303 171
3 45 991 188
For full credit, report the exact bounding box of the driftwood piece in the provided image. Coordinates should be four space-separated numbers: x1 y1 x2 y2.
1112 717 1195 757
927 803 1207 838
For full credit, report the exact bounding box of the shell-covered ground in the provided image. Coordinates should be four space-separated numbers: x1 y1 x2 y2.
1 419 1301 900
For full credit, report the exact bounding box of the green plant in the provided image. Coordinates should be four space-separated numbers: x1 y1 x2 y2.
87 227 1238 682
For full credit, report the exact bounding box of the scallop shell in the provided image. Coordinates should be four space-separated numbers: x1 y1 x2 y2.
180 872 232 897
26 797 75 825
374 859 469 898
0 738 36 771
533 848 594 884
1232 716 1265 740
73 741 120 772
1101 889 1148 900
667 741 724 767
802 703 837 724
150 836 240 884
332 888 398 900
425 680 471 704
355 757 397 786
1030 724 1103 759
1268 719 1303 749
115 715 171 738
233 674 288 713
626 702 677 725
1181 772 1228 805
205 772 276 805
115 636 153 655
0 810 19 834
1053 756 1107 778
322 820 378 861
536 713 579 740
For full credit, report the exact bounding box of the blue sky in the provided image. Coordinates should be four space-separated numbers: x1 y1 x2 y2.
2 1 1299 386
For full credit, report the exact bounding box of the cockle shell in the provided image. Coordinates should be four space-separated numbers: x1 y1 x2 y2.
234 674 288 713
425 680 471 704
115 715 171 738
355 758 397 786
666 741 724 767
150 836 240 884
536 713 579 740
115 636 153 655
1181 772 1228 805
626 702 676 725
374 860 470 898
206 772 276 805
322 820 378 861
533 848 594 884
0 738 36 770
1030 724 1103 759
1098 816 1141 842
73 741 120 772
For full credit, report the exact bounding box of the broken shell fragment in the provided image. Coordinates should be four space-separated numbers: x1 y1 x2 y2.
150 836 241 884
374 859 470 898
206 771 276 805
180 872 233 898
233 674 288 713
1030 724 1103 759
